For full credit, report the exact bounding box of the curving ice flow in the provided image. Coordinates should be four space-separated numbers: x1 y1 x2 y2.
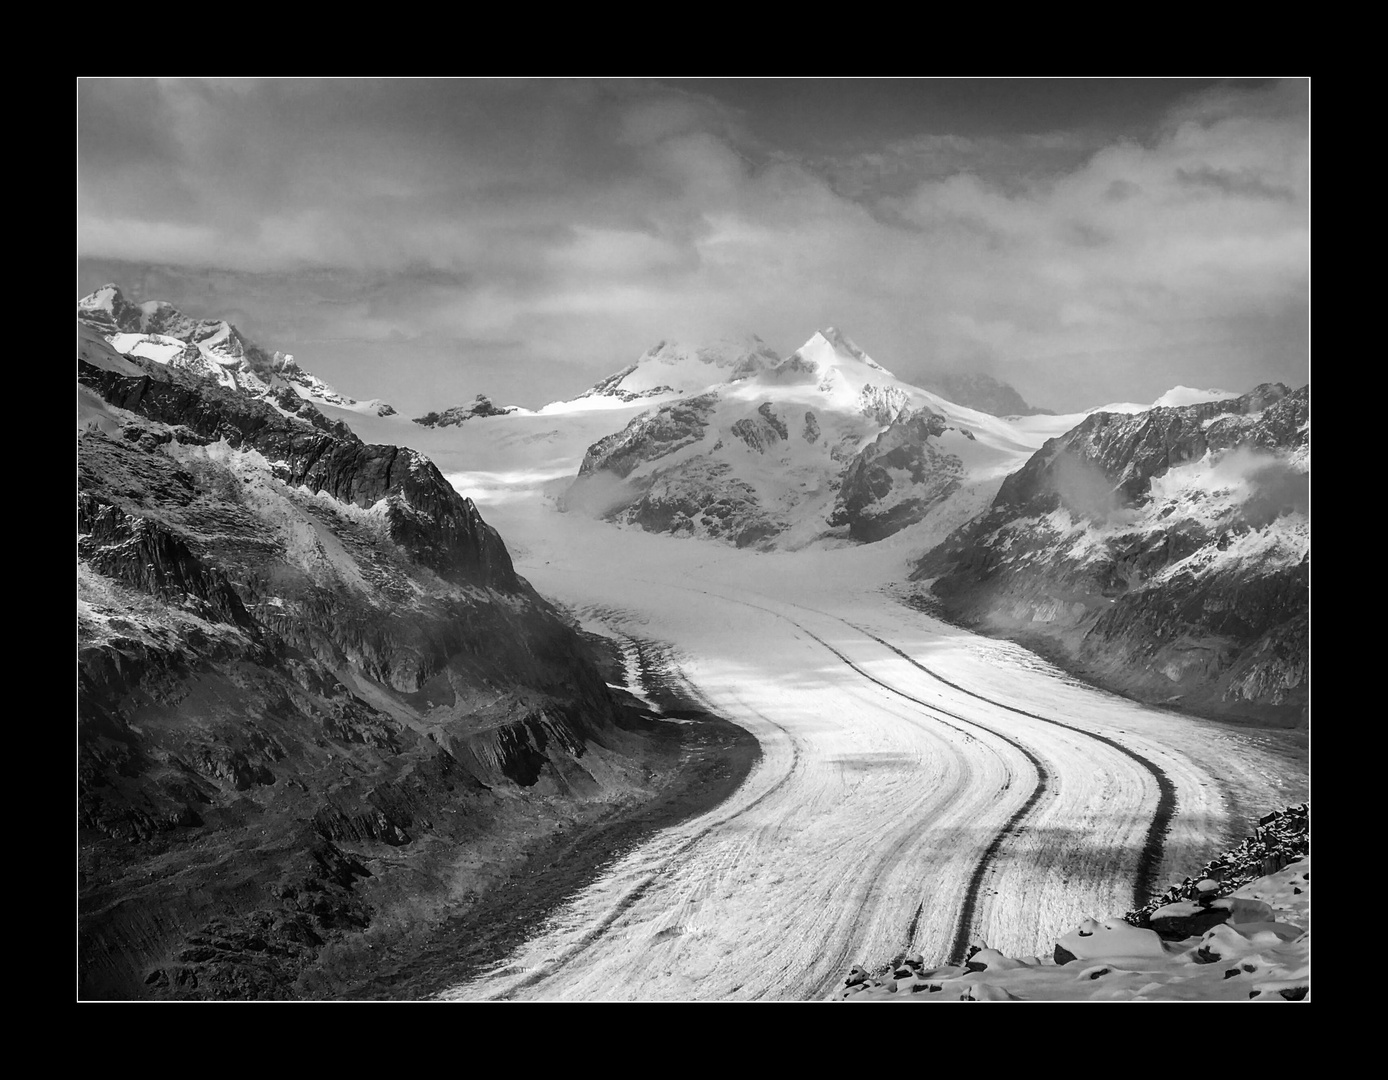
312 399 1305 1003
424 511 1304 1001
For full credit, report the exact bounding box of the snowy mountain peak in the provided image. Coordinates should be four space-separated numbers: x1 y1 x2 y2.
77 286 396 418
561 335 782 410
78 282 123 311
783 328 893 381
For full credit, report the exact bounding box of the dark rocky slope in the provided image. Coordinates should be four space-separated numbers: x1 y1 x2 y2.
412 395 517 427
78 332 712 999
829 406 962 542
913 384 1309 725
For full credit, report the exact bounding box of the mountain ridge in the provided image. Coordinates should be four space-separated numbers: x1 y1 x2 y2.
80 284 398 418
563 328 1074 550
77 291 734 999
913 383 1309 724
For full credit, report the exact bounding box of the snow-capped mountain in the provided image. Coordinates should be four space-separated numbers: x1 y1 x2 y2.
914 383 1309 724
1086 385 1241 415
78 284 397 417
568 336 782 409
564 327 1074 549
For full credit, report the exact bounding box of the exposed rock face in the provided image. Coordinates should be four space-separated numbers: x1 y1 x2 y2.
994 383 1296 510
730 402 789 454
628 460 782 549
80 284 396 417
857 383 912 425
78 316 670 1000
412 395 517 427
81 360 515 589
829 407 962 542
915 371 1053 417
1126 804 1309 930
576 393 720 480
580 365 677 403
915 384 1309 724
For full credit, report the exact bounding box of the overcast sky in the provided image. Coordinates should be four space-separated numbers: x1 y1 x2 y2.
78 78 1309 415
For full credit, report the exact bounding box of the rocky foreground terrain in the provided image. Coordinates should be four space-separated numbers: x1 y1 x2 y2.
836 805 1310 1001
77 291 739 999
913 384 1309 725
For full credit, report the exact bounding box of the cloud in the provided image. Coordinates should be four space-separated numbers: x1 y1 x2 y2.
78 78 1309 415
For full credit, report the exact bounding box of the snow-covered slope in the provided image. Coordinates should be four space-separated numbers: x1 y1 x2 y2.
78 285 397 417
564 328 1076 549
1088 385 1240 415
561 336 782 410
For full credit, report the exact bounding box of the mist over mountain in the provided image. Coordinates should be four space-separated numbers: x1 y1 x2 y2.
911 371 1055 417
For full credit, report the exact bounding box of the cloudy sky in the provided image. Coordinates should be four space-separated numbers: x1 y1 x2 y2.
78 78 1309 415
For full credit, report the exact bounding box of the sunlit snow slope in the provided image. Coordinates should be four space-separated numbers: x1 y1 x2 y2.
311 392 1306 1003
561 328 1080 549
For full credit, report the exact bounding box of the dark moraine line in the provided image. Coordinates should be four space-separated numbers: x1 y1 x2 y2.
842 618 1179 911
701 592 1054 972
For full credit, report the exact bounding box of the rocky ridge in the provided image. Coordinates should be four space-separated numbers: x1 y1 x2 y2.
412 395 518 427
913 383 1309 724
79 284 397 417
77 297 695 999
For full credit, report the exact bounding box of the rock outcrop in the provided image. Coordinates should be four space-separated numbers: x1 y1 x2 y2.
412 395 518 427
1125 803 1309 933
79 284 397 416
834 806 1310 1002
829 406 962 542
78 301 685 1000
914 384 1309 724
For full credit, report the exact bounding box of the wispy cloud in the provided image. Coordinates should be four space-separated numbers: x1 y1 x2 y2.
78 78 1308 414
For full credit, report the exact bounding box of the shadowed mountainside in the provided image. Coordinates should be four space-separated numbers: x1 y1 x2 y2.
913 384 1309 725
78 305 723 999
